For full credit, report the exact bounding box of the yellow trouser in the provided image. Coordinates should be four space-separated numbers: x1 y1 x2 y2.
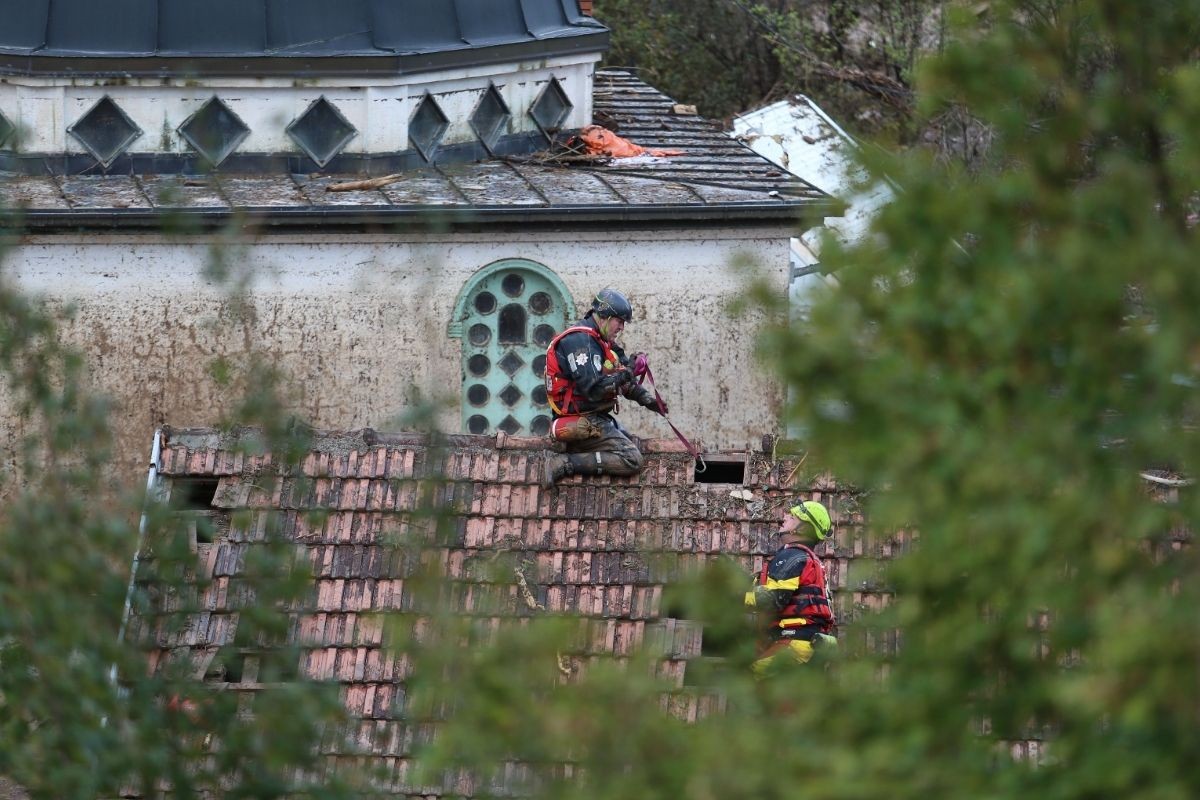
751 639 815 676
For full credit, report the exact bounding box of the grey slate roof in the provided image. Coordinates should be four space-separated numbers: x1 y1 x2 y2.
0 71 834 230
0 0 606 75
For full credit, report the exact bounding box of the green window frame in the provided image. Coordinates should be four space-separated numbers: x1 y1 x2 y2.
448 259 575 436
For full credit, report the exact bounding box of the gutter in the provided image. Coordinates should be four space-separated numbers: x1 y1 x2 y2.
115 428 164 656
5 200 837 233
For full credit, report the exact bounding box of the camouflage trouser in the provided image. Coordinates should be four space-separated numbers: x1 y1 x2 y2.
562 413 644 477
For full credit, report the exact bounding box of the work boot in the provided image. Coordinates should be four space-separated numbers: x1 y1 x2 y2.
542 452 574 488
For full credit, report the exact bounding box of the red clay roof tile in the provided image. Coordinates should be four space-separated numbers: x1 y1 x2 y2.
139 426 868 785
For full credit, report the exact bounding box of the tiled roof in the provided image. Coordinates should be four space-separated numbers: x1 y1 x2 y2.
0 71 833 230
134 425 876 787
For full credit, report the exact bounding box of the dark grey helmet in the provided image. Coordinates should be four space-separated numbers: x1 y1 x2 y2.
590 288 633 322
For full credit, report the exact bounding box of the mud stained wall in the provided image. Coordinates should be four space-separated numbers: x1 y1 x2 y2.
3 227 790 483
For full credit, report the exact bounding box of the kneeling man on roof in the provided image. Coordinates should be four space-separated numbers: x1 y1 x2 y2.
542 288 664 487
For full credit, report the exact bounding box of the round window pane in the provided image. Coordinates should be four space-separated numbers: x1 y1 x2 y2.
532 354 547 378
467 354 490 376
467 384 490 406
468 323 491 346
529 291 552 314
532 386 547 405
533 324 556 347
530 415 551 436
474 291 497 314
501 273 525 297
467 415 489 434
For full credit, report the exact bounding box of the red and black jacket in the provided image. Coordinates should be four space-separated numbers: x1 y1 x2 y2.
544 318 652 416
754 542 836 639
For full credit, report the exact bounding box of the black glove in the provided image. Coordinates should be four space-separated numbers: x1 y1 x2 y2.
613 368 635 389
632 386 665 414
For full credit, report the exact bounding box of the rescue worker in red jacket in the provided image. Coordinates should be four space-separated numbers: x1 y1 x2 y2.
745 500 838 674
542 288 664 487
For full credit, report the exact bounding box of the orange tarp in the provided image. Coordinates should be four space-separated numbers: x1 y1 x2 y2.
574 125 684 158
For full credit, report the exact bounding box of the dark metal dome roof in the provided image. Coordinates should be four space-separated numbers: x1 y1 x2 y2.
0 0 606 75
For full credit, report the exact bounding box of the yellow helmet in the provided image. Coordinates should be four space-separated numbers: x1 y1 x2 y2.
788 500 832 541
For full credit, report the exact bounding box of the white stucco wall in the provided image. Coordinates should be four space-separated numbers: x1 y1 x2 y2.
2 228 789 483
0 55 597 158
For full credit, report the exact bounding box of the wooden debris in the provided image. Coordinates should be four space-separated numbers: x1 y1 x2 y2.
326 173 403 192
672 103 697 116
505 153 612 167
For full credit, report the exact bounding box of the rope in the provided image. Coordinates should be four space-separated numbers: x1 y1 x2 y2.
630 354 706 473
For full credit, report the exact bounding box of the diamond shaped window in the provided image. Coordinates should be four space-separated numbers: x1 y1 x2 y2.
498 415 522 435
178 96 250 168
499 384 524 407
0 110 15 149
469 83 512 153
409 92 449 163
529 78 573 140
498 352 525 377
286 97 357 169
67 96 143 169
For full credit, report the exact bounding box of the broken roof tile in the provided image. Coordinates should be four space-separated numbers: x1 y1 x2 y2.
135 425 866 788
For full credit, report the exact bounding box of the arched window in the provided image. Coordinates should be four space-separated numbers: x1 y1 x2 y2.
449 260 574 437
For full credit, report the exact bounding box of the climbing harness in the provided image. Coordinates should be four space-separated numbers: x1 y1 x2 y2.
630 353 706 473
544 324 622 418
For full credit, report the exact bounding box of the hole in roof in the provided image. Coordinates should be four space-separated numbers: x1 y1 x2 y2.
175 477 219 510
530 415 550 436
467 354 490 376
193 516 215 545
206 652 245 684
532 324 556 347
693 458 745 485
468 323 491 346
532 354 547 378
529 291 552 314
531 386 547 406
467 415 489 434
467 384 490 406
501 273 525 297
474 291 496 314
498 304 527 344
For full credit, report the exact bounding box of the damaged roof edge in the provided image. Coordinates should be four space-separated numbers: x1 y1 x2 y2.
3 200 838 233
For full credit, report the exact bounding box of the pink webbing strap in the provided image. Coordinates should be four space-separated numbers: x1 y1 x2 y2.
631 353 706 472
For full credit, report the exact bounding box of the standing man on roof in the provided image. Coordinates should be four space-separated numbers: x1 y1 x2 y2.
542 288 665 487
745 500 838 674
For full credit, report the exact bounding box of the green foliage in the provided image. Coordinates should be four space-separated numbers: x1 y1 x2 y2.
6 3 1200 797
595 0 785 120
413 2 1200 798
594 0 939 136
750 0 1200 793
0 248 352 799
